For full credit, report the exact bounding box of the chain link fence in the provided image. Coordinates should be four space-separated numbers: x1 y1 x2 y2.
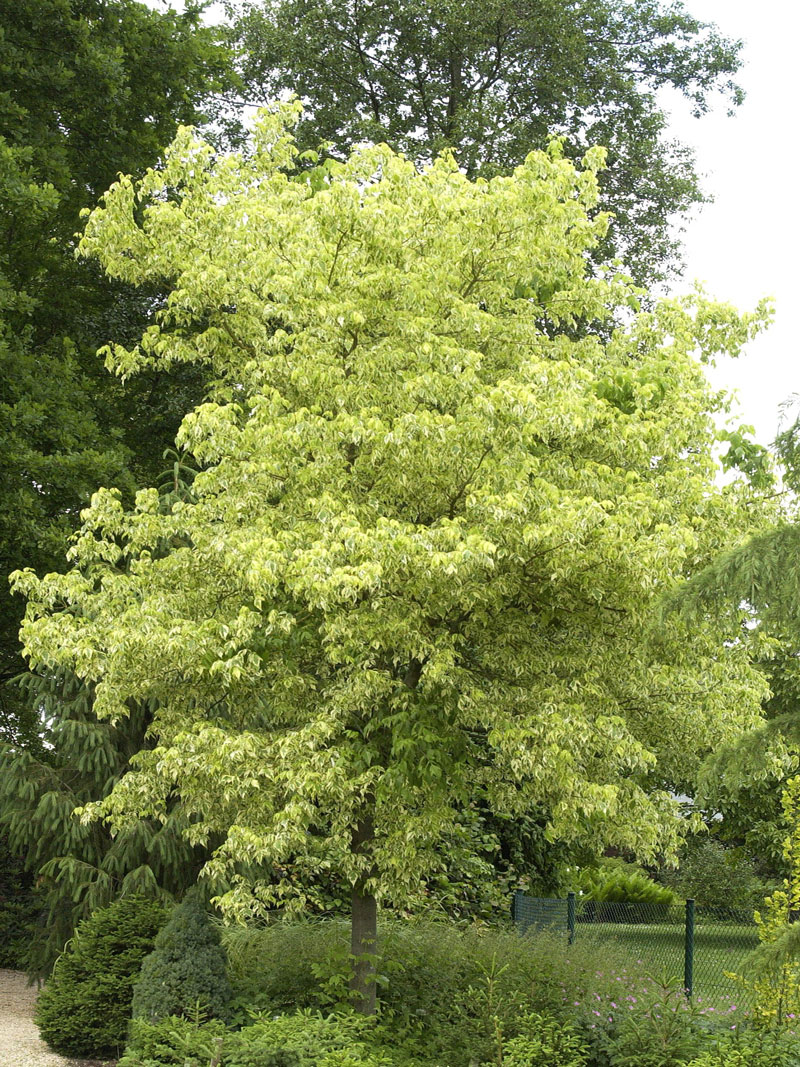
512 891 759 1007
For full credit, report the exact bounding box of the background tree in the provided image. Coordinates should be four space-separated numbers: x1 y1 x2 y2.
0 670 209 977
0 0 239 746
14 106 771 1013
228 0 743 286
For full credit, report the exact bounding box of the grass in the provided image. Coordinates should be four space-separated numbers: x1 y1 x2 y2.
573 919 759 1009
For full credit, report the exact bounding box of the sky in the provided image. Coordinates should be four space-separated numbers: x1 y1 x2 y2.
663 0 800 447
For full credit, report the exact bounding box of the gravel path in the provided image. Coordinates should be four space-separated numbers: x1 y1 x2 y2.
0 970 113 1067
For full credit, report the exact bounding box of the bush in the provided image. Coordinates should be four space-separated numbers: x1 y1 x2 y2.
226 1011 396 1067
496 1011 588 1067
221 918 647 1066
35 893 167 1058
685 1028 800 1067
133 885 233 1024
660 838 768 912
576 862 678 921
119 1014 228 1067
579 976 708 1067
121 1011 399 1067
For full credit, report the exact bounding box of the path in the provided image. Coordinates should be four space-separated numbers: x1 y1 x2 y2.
0 970 112 1067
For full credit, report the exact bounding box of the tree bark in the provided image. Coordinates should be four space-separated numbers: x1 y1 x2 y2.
349 809 377 1015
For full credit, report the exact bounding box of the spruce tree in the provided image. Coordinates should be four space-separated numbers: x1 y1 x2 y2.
132 886 233 1023
0 671 207 977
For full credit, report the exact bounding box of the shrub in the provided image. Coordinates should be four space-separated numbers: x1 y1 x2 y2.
119 1014 228 1067
660 838 768 912
579 976 708 1067
496 1011 588 1067
133 885 233 1024
35 893 167 1058
576 862 678 921
120 1011 402 1067
221 918 647 1066
226 1011 395 1067
685 1028 800 1067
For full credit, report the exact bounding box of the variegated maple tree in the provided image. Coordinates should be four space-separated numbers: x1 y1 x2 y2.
12 103 771 1011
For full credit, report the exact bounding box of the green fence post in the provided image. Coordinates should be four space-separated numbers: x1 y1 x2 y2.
567 891 576 946
512 889 525 925
684 898 695 999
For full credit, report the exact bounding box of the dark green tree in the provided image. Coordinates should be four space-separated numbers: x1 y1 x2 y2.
0 670 209 977
228 0 743 286
34 894 167 1059
0 0 238 745
132 886 233 1024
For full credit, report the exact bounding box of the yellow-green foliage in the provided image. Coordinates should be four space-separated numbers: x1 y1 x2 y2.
729 776 800 1025
576 862 677 909
12 101 773 921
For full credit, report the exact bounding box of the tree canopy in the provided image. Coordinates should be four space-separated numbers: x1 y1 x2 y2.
13 104 771 1010
228 0 744 285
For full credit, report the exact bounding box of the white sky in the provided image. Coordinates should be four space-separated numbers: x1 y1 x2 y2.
664 0 800 447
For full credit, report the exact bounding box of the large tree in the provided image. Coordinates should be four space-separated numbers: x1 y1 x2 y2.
13 104 771 1012
228 0 743 286
0 0 238 746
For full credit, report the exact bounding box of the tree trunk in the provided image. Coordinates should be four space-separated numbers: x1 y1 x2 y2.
349 810 377 1015
349 663 421 1014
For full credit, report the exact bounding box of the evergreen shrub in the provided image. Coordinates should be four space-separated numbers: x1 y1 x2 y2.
120 1011 398 1067
685 1028 800 1067
500 1011 588 1066
226 1011 394 1067
119 1014 228 1067
35 893 167 1058
132 885 233 1023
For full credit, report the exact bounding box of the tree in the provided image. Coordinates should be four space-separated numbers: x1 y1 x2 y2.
34 894 167 1059
13 104 771 1013
132 886 233 1023
0 670 209 977
0 0 238 745
228 0 743 286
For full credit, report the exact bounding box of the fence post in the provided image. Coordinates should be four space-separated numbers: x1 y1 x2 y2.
684 898 695 999
567 891 576 945
512 889 525 924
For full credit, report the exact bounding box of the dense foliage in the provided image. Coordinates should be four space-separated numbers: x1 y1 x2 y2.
659 836 768 911
34 893 167 1058
220 918 651 1063
0 832 38 968
229 0 744 286
576 861 678 912
114 917 800 1066
133 887 233 1024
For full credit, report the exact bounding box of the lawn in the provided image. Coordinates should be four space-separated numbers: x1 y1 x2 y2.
574 918 759 1010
